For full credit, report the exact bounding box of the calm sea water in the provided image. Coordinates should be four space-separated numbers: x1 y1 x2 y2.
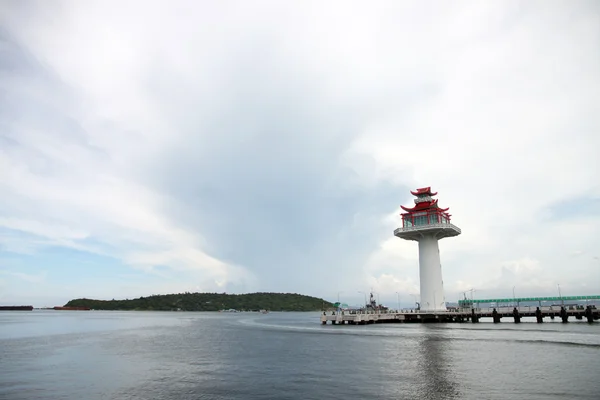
1 311 599 400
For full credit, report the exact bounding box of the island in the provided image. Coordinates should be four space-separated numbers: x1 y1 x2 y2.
64 292 333 312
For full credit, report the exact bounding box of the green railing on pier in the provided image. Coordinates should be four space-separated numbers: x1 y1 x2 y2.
459 295 600 306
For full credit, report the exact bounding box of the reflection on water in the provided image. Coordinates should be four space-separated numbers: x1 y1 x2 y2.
417 331 459 399
1 311 599 400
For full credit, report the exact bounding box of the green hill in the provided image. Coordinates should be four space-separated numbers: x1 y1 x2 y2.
64 292 333 311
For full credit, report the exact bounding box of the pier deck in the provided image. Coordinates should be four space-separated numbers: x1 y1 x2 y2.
321 306 600 324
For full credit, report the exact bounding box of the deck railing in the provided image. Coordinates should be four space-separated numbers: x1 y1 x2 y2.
394 223 461 236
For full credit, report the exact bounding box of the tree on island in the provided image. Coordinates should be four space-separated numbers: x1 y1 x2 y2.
65 292 334 311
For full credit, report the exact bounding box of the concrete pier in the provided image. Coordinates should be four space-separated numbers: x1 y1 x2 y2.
321 306 600 325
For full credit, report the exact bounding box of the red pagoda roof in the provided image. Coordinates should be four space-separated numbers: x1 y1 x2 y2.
401 187 450 214
410 187 437 196
400 199 449 213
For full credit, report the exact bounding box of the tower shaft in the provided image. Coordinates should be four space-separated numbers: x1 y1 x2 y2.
418 235 445 311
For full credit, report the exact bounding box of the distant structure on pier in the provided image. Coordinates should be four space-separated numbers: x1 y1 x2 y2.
394 187 461 312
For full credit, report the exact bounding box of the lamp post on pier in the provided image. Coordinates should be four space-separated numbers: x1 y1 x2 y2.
358 291 367 313
595 257 600 301
513 286 516 308
395 292 401 312
557 284 563 306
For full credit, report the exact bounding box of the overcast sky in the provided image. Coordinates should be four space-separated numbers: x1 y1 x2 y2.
1 1 599 308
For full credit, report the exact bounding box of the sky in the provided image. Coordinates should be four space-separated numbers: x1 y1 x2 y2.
1 1 599 308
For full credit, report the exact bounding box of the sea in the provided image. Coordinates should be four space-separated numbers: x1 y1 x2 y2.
0 311 599 400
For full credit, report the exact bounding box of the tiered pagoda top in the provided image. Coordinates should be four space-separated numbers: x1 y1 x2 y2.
401 187 449 214
410 187 437 197
400 187 452 226
394 186 461 239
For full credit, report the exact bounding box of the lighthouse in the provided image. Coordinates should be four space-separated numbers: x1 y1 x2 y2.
394 187 461 312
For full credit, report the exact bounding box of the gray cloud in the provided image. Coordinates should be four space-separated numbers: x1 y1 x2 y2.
144 78 410 293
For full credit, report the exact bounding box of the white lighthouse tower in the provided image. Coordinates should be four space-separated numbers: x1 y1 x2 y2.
394 187 461 312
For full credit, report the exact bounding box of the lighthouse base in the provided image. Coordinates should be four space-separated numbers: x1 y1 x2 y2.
418 235 446 312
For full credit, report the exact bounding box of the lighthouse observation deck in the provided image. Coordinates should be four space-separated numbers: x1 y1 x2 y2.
394 222 461 241
393 187 461 241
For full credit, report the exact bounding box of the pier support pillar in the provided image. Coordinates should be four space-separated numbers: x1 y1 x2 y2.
471 309 479 323
585 306 594 323
535 307 543 323
492 308 501 323
512 308 521 323
560 307 568 323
